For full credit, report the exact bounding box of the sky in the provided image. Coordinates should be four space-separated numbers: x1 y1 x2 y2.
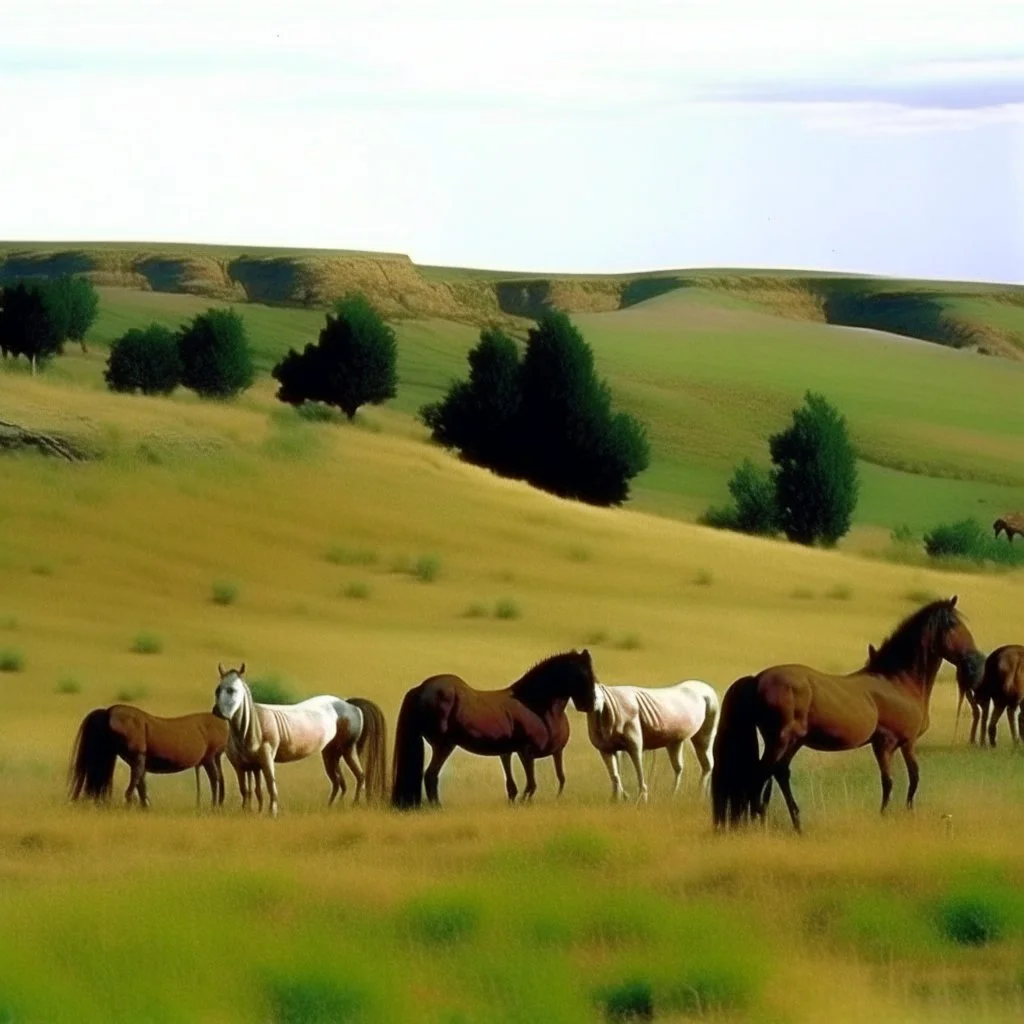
1 0 1022 282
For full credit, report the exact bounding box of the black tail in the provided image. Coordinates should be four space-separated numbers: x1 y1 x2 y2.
390 686 426 810
67 708 118 802
350 697 388 805
711 676 761 829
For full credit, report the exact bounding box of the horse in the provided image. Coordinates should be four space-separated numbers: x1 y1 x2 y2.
212 663 388 817
993 513 1024 544
390 649 598 809
586 679 720 802
711 596 983 833
968 645 1024 748
67 705 229 809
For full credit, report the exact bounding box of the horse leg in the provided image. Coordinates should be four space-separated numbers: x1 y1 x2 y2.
125 754 145 806
1007 705 1020 747
871 732 898 814
624 734 648 804
321 748 344 807
136 772 150 810
194 766 201 809
772 759 802 834
234 764 251 810
424 743 454 807
690 733 714 797
988 704 1005 749
665 741 684 796
601 751 624 802
969 696 982 746
253 769 264 812
979 700 992 747
552 749 566 797
518 752 538 802
202 760 220 809
259 751 279 818
341 748 364 805
900 743 920 810
499 753 518 803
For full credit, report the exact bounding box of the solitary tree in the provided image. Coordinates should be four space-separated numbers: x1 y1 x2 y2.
0 282 63 374
105 324 182 395
769 391 859 546
42 275 99 353
271 291 397 419
178 308 254 399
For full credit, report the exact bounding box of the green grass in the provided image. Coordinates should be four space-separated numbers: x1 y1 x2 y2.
55 677 82 695
324 544 379 567
494 598 521 620
413 554 442 583
249 674 296 704
130 632 163 655
0 649 25 672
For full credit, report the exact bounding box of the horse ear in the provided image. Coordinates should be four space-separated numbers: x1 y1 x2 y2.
239 661 246 675
217 662 225 677
868 644 877 660
580 648 592 664
949 595 958 608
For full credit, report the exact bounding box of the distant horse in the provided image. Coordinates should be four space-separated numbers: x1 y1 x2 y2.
993 514 1024 544
212 664 388 817
587 679 720 802
969 645 1024 748
711 597 983 833
390 649 598 809
68 705 228 808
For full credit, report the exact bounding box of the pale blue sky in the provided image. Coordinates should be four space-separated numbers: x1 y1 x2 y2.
1 0 1022 282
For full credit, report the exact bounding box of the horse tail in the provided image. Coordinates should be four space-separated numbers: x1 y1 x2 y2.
710 676 761 829
390 686 426 810
350 697 388 806
67 708 118 802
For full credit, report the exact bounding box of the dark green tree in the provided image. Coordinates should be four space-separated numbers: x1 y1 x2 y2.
727 458 778 535
178 308 254 399
769 391 859 546
0 282 63 374
104 324 182 395
43 275 99 353
271 291 397 419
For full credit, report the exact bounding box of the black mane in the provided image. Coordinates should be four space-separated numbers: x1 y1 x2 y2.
509 650 590 702
867 599 963 676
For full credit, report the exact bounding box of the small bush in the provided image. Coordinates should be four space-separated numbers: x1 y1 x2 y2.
249 675 295 704
891 523 916 545
211 581 239 606
567 545 592 562
55 677 81 695
924 517 1024 567
698 504 740 531
265 975 368 1024
31 562 54 576
342 581 371 600
402 895 481 946
826 584 853 600
494 598 521 620
595 978 654 1022
937 893 1008 947
0 649 25 673
325 544 379 567
115 685 148 702
178 307 254 399
413 554 442 583
104 324 182 395
692 569 714 586
130 632 163 655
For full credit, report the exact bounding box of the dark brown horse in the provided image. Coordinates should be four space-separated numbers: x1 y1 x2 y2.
390 649 598 809
968 645 1024 748
993 513 1024 544
68 705 229 808
711 597 983 833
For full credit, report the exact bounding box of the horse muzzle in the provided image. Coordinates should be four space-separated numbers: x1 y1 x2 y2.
211 704 226 719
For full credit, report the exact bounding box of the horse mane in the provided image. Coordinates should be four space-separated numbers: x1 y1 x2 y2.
508 650 586 702
866 599 963 677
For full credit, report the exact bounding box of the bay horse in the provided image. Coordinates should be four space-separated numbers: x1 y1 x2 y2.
969 645 1024 748
212 663 388 817
711 597 983 833
390 649 598 809
587 679 719 802
67 705 228 808
993 513 1024 544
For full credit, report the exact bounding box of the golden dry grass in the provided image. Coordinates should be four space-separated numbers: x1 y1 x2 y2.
2 371 1024 1022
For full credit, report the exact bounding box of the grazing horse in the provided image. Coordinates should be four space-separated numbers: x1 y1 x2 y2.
68 705 228 808
586 679 720 802
711 597 983 833
212 664 388 817
993 513 1024 544
969 645 1024 748
390 649 598 809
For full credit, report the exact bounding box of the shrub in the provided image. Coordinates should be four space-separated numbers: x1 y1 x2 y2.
342 581 371 600
249 674 295 704
272 292 397 420
294 401 343 424
769 391 859 546
115 685 148 702
826 583 853 600
413 554 442 582
692 569 714 586
265 975 368 1024
494 598 521 620
585 628 609 645
937 893 1007 947
130 632 163 655
595 978 654 1022
0 649 25 672
178 308 254 399
105 324 182 395
615 633 643 650
55 677 82 695
324 544 378 566
924 518 1024 567
698 504 740 531
211 581 239 606
891 522 916 545
402 894 481 946
728 459 779 535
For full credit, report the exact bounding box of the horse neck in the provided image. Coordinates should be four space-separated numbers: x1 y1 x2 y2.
511 665 573 711
883 649 944 706
235 687 263 750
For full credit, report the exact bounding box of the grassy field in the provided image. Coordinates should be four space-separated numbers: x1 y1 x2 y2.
3 347 1024 1022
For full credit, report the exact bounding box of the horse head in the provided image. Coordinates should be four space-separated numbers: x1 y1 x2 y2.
933 596 984 683
567 648 598 713
213 662 248 720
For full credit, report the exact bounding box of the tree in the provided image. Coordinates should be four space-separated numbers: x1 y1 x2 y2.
104 324 182 395
271 291 397 419
420 327 522 474
42 275 99 353
769 391 859 546
0 282 63 374
178 308 254 399
728 459 778 535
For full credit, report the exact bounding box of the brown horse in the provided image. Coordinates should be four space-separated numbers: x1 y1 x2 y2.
711 597 983 833
993 513 1024 544
970 645 1024 748
390 649 598 809
68 705 229 808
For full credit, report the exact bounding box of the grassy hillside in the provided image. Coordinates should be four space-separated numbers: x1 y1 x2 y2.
2 370 1024 1022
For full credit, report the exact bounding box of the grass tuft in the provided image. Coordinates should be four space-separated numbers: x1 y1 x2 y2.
211 580 239 606
494 598 521 620
585 629 609 646
55 677 82 695
325 544 379 567
462 601 488 619
825 583 853 600
342 581 372 600
937 892 1008 947
0 649 25 673
413 554 442 583
615 633 643 650
692 569 714 586
130 632 163 655
265 974 368 1024
115 684 148 702
595 978 654 1022
401 893 482 946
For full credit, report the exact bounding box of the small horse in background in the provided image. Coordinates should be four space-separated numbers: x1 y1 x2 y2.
993 513 1024 544
213 664 388 817
587 679 719 802
68 705 228 808
969 645 1024 748
712 597 983 833
390 649 598 809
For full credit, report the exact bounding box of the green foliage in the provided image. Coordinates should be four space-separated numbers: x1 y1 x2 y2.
493 597 521 620
55 677 82 695
265 975 369 1024
104 324 182 395
38 275 99 351
272 292 397 419
130 632 163 655
178 308 254 399
701 458 778 536
769 391 859 546
249 674 295 704
595 978 654 1022
413 554 442 582
924 517 1024 567
324 544 379 567
342 581 371 600
210 581 239 606
891 522 917 545
937 893 1008 947
423 313 650 506
401 894 482 946
0 281 63 371
0 649 25 672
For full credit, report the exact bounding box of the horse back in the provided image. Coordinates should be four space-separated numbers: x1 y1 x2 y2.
109 707 227 769
984 645 1024 703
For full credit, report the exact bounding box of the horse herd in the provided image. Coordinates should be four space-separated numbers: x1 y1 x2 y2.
67 596 1023 833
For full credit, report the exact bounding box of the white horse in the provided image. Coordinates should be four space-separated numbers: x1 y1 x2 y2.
212 663 387 817
587 679 720 803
